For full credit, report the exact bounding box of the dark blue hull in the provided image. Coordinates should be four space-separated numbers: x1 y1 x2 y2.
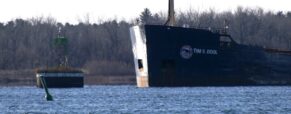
144 25 291 87
36 76 84 88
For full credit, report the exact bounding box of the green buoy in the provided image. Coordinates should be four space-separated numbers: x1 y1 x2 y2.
40 76 53 101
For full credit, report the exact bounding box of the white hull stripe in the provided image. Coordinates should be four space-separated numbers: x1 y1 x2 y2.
36 73 83 77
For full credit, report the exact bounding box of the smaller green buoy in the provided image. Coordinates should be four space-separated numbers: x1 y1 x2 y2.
40 76 53 101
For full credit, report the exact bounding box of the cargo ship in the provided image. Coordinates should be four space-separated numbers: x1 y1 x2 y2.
129 0 291 87
36 28 84 88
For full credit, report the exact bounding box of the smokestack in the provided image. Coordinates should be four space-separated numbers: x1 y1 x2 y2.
165 0 175 26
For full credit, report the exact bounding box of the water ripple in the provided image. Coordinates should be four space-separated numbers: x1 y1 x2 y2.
0 86 290 113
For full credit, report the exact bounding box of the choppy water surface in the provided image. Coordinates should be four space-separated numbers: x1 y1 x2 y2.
0 86 290 113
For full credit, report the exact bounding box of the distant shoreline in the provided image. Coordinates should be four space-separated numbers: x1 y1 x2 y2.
0 70 135 86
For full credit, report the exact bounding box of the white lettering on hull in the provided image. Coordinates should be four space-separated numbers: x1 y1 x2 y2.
180 45 218 59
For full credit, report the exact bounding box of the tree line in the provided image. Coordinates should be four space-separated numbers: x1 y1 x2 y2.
141 7 291 50
0 18 133 75
0 7 291 75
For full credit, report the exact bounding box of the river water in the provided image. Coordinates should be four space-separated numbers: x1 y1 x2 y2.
0 86 290 114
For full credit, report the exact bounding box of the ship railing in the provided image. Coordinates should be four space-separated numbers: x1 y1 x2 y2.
180 25 229 35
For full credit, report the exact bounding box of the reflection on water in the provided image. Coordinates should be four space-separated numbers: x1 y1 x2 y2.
0 86 290 113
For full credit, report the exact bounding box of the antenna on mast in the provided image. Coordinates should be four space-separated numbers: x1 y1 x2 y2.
165 0 175 26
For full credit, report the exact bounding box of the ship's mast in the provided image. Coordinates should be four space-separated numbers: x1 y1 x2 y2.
165 0 175 26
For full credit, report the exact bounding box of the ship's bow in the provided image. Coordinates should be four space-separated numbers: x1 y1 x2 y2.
129 26 149 87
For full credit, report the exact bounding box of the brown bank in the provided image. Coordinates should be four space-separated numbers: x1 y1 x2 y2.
0 70 135 86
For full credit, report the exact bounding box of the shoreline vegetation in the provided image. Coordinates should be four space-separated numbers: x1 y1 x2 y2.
0 70 135 86
1 7 291 86
36 66 83 73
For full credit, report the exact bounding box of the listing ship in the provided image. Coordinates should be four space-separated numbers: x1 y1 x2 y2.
36 28 84 88
129 0 291 87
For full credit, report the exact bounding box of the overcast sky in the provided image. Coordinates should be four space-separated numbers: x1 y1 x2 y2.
0 0 290 24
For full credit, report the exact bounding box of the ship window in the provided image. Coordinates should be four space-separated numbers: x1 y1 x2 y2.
138 59 143 69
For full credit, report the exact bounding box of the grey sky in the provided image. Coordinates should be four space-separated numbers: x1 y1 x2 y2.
0 0 290 24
